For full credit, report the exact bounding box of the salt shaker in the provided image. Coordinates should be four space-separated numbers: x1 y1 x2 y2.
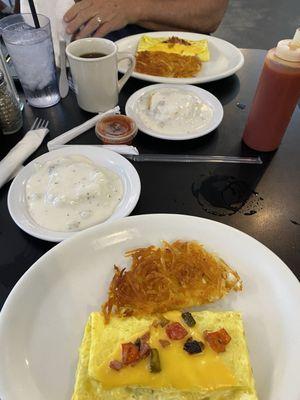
0 69 23 135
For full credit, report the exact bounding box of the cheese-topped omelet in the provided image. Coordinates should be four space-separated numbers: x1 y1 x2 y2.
72 311 258 400
134 36 210 78
137 36 210 62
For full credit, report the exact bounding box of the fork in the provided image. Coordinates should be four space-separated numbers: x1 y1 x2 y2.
30 117 49 130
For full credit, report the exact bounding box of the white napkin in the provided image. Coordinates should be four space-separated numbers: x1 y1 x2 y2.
47 107 120 151
47 106 139 156
49 144 139 155
0 128 49 189
20 0 73 65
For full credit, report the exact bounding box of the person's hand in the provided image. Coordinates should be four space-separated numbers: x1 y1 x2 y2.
64 0 139 38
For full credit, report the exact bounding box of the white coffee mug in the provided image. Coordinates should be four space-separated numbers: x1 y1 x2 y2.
66 38 135 113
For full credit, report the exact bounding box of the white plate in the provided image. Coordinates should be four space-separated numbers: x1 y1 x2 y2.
125 84 223 140
7 146 141 242
116 31 244 84
0 214 299 400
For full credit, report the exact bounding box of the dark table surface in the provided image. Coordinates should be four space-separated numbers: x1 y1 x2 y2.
0 49 299 309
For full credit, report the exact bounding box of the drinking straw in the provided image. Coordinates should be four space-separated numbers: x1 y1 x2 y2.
28 0 40 29
124 154 263 164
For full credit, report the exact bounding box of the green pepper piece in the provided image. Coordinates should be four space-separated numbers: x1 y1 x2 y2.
159 316 170 327
149 348 161 373
181 312 196 327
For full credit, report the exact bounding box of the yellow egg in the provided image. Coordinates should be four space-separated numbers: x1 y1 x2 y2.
137 36 210 62
72 311 258 400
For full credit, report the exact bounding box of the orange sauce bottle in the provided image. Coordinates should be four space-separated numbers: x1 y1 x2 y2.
243 29 300 151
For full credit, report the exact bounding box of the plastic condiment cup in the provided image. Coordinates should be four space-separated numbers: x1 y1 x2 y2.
95 114 138 145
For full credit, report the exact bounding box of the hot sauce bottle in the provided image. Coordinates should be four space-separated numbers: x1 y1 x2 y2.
243 28 300 151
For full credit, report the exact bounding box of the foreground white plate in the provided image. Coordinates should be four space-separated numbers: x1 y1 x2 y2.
0 215 299 400
7 146 141 242
126 84 223 140
116 31 244 84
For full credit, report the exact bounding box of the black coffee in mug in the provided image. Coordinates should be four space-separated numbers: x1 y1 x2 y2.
66 37 135 112
79 52 106 59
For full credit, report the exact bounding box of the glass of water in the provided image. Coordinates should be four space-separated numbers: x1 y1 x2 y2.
0 14 60 108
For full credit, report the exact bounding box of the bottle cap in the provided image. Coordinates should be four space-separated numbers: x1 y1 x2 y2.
275 28 300 62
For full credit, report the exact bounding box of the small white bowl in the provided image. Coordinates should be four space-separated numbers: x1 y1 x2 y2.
125 83 224 141
7 146 141 242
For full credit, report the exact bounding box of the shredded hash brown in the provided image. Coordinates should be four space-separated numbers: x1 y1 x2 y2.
135 51 201 78
102 241 242 322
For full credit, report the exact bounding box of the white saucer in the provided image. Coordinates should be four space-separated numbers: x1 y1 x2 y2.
7 146 141 242
125 84 224 140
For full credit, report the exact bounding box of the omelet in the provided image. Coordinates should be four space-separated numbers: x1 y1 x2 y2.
137 36 210 62
72 311 258 400
135 35 209 78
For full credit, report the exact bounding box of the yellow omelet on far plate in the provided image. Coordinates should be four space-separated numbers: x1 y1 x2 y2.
137 35 210 62
72 311 258 400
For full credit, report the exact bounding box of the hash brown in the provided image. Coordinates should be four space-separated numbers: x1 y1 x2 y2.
102 241 242 321
135 51 202 78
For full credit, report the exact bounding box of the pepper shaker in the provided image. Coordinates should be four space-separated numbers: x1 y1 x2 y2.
0 39 23 109
0 69 23 135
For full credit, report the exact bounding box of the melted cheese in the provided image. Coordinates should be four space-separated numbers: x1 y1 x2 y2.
92 311 235 390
